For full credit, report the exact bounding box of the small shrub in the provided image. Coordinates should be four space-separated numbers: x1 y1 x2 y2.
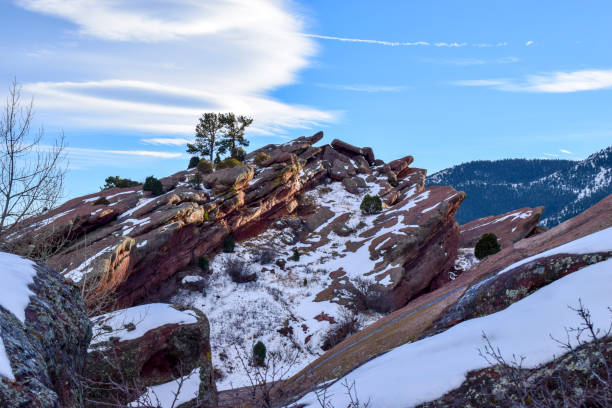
321 308 362 351
222 236 235 253
256 247 277 265
303 278 307 286
143 176 163 196
225 256 256 283
101 176 140 190
93 196 110 206
188 156 200 169
253 341 267 366
197 159 214 174
231 147 246 161
292 248 300 262
216 157 242 170
254 151 270 166
360 194 383 215
475 233 501 260
197 256 209 273
346 277 393 313
189 172 203 189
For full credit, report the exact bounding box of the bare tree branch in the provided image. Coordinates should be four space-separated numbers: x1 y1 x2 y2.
0 78 67 238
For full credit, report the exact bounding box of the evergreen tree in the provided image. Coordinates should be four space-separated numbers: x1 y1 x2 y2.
218 113 253 159
475 233 501 259
187 113 225 163
253 341 266 366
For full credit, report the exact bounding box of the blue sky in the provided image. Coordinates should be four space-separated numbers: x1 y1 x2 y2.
1 0 611 199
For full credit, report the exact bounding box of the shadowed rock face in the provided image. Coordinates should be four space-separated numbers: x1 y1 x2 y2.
0 258 91 408
417 336 612 408
7 131 469 312
459 206 545 249
427 251 612 338
86 306 216 407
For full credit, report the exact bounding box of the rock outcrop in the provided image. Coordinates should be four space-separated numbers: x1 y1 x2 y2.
279 193 612 405
87 303 217 407
0 253 91 408
8 131 468 312
458 206 544 248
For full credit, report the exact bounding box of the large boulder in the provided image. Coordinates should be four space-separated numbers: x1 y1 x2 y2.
87 303 217 407
331 139 364 157
202 165 254 194
459 206 544 248
0 253 91 407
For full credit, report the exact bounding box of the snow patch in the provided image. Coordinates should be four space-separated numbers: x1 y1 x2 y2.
0 252 38 380
498 226 612 276
130 368 201 407
91 303 198 347
182 275 204 284
297 258 612 407
463 210 533 232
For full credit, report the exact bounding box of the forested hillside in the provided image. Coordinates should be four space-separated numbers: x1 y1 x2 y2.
428 147 612 227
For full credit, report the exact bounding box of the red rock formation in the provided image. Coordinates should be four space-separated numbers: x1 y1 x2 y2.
8 131 468 313
459 206 544 248
87 305 217 406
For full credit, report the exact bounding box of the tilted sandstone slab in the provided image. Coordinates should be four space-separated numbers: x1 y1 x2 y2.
459 206 544 248
350 186 465 308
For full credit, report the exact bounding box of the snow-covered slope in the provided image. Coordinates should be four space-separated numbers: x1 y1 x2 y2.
296 242 612 407
171 180 390 390
428 146 612 227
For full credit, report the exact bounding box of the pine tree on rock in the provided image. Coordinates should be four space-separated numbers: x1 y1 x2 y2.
187 113 225 163
219 113 253 159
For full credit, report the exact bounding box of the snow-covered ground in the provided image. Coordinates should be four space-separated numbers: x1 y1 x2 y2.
296 257 612 408
0 252 38 380
171 178 407 390
130 368 201 408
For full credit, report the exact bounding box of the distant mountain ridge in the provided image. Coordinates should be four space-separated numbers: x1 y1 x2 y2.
427 146 612 227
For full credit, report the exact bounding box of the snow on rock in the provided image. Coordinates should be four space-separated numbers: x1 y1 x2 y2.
0 252 37 380
459 206 544 249
296 258 612 408
0 256 91 405
131 368 201 408
91 303 198 346
0 252 37 324
171 175 460 390
497 225 612 276
182 275 204 284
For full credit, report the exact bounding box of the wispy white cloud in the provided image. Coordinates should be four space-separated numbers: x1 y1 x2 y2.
543 152 560 158
453 69 612 93
434 42 467 48
141 138 194 146
305 34 486 48
560 149 572 154
473 42 508 48
420 56 519 66
316 83 406 93
64 146 184 159
304 34 430 47
12 0 335 136
525 40 535 46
